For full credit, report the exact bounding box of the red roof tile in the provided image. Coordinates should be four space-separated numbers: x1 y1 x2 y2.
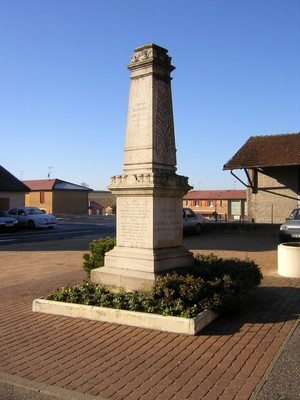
23 179 92 191
223 133 300 170
183 190 246 200
23 179 56 190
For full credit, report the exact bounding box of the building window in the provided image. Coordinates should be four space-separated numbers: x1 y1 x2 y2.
0 198 9 210
194 200 199 207
220 200 223 207
208 200 214 207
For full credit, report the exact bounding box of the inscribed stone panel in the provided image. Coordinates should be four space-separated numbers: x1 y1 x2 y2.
117 197 152 248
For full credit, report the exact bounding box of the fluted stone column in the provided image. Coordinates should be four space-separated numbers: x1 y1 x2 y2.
91 44 193 291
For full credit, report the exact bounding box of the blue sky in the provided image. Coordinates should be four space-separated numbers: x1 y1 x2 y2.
1 0 299 190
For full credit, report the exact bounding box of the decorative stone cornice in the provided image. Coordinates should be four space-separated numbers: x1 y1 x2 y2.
128 43 175 74
109 173 191 190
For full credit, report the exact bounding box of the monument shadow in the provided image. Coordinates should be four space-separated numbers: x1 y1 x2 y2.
199 284 300 336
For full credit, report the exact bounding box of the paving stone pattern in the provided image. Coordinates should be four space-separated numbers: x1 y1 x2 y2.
0 234 299 399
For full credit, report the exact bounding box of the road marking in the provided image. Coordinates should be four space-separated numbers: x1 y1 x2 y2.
0 229 96 244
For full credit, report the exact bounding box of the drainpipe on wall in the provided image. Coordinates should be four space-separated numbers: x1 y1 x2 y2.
271 203 274 224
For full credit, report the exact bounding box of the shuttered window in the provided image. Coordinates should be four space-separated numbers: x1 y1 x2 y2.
40 191 45 204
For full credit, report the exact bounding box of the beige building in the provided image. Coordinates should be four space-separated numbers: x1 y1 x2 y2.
0 165 30 210
183 190 247 221
23 179 92 215
224 133 300 223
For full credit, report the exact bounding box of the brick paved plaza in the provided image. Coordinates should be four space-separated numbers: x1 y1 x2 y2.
0 234 299 399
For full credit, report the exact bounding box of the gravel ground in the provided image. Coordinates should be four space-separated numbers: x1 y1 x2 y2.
0 231 279 280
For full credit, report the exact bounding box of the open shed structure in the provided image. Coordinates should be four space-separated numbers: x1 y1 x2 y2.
223 133 300 223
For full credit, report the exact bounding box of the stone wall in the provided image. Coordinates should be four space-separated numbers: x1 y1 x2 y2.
247 166 299 223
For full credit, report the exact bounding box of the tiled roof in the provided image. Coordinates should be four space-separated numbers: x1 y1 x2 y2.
0 166 30 192
54 181 92 191
89 200 104 209
183 190 247 200
23 179 92 191
223 133 300 170
23 179 56 190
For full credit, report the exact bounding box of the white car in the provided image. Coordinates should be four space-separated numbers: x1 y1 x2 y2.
6 207 57 229
279 208 300 243
183 208 205 235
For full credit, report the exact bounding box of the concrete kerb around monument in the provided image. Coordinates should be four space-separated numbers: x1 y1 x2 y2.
32 298 218 336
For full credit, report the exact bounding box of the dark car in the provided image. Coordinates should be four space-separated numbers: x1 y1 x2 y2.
183 207 205 235
0 210 18 232
279 208 300 243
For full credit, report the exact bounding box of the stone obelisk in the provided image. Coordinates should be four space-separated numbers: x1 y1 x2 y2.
91 43 193 291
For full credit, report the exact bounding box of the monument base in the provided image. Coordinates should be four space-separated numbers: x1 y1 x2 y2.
91 246 194 291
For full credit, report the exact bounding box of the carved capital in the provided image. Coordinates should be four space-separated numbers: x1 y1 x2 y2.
129 43 174 71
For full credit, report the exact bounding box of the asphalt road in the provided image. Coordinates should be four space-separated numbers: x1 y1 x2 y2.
0 373 98 400
0 215 116 247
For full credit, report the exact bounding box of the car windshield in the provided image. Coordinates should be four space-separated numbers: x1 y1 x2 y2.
288 209 300 220
26 208 44 215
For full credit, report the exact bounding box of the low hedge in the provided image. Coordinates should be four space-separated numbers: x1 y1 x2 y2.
82 237 116 277
46 253 263 318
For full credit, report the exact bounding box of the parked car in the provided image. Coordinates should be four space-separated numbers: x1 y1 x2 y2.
183 207 205 235
0 210 18 232
6 207 57 229
279 208 300 243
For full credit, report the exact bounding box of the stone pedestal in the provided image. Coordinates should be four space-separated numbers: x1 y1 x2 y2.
91 44 193 291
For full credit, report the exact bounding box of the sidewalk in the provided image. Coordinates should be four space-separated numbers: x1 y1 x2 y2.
0 234 299 399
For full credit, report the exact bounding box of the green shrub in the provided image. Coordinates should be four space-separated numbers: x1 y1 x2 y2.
47 253 263 318
192 253 263 313
82 237 116 277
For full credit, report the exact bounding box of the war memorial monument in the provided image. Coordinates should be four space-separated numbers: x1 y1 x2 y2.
91 43 193 291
